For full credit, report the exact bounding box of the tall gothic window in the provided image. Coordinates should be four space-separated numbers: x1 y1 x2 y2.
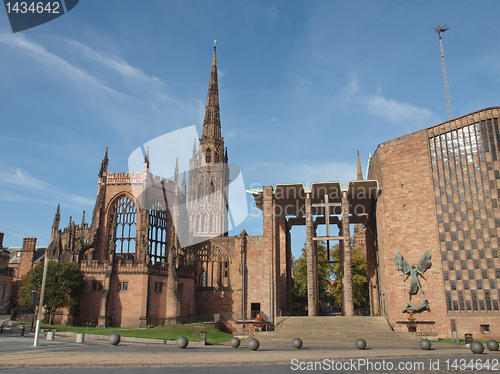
192 243 230 289
114 196 137 255
198 183 204 201
206 148 211 163
149 200 168 263
196 215 201 233
203 213 209 232
209 215 214 233
199 270 208 287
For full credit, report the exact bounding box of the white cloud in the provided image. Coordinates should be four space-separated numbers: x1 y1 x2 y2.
0 32 200 139
0 167 95 210
64 39 160 83
246 160 357 186
0 33 123 97
363 93 437 128
338 74 360 108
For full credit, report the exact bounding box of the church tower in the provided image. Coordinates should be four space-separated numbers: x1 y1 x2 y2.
188 43 229 241
200 41 225 163
353 147 367 253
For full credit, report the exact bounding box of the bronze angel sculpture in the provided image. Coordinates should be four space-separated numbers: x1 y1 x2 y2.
395 250 432 313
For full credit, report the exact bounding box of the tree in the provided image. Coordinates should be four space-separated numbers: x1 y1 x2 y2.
331 246 369 309
18 261 85 324
293 242 335 308
293 241 369 312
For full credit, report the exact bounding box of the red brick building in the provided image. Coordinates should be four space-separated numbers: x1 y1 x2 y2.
6 45 293 328
7 44 500 340
0 233 14 314
368 107 500 339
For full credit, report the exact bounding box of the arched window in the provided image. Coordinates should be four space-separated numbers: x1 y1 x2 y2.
199 270 208 287
114 196 137 256
198 183 203 198
209 215 214 233
206 148 211 163
149 200 168 264
203 213 209 232
196 215 201 233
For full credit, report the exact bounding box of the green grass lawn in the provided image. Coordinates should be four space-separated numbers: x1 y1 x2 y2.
19 322 233 344
439 338 498 346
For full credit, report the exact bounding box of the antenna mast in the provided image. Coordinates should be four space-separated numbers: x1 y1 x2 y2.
435 24 453 120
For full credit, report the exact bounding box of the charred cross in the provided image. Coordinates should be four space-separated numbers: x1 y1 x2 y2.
312 194 341 262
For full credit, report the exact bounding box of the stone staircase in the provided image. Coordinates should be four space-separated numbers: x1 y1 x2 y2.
250 316 421 347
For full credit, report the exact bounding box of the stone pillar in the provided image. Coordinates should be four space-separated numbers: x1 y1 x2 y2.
262 186 275 320
341 190 354 316
97 262 112 327
166 246 179 324
366 217 380 315
238 230 247 320
313 224 319 313
139 272 149 327
306 192 317 316
286 224 293 314
276 216 287 316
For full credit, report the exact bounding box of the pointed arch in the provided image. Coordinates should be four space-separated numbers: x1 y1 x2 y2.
148 200 168 263
189 241 231 289
198 183 204 199
203 213 209 232
199 270 208 287
110 195 137 257
196 215 201 233
206 148 212 163
209 214 214 233
210 241 231 262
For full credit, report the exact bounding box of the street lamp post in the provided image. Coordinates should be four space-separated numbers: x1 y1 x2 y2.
34 256 49 347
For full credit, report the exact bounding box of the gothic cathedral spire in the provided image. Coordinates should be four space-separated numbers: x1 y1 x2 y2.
188 43 229 240
357 146 363 181
200 42 224 164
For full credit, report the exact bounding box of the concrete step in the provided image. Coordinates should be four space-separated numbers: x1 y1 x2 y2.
251 316 421 347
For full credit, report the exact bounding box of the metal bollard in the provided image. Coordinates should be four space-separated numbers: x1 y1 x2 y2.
21 325 25 336
1 322 4 334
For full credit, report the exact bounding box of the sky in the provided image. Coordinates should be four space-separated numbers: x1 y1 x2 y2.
1 1 500 259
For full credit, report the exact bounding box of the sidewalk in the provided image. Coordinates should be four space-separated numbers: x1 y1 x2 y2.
1 323 492 370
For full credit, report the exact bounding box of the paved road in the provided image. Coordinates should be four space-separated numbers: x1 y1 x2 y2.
2 321 500 373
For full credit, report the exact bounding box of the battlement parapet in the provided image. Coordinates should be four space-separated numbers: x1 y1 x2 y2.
117 260 148 274
106 172 143 184
149 262 168 274
103 171 185 195
81 260 112 273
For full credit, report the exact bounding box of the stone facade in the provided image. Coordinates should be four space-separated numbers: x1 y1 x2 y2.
369 107 500 339
4 46 293 328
